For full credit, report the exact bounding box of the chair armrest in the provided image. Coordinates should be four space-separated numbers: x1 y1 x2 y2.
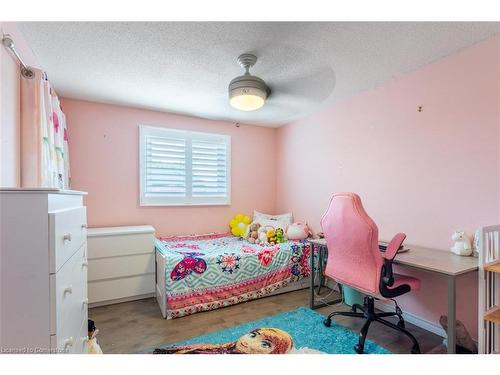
382 233 407 261
380 233 407 291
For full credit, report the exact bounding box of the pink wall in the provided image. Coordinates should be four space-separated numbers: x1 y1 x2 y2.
275 36 500 338
62 98 277 236
0 22 39 187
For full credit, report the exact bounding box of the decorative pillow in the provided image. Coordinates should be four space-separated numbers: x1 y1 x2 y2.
252 218 290 230
253 210 293 225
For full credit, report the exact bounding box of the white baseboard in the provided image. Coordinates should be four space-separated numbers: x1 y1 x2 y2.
374 300 446 338
89 293 155 308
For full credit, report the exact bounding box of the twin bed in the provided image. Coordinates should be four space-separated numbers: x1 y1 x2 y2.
155 233 312 319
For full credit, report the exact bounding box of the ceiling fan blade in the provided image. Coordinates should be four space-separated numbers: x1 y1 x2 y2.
267 65 336 104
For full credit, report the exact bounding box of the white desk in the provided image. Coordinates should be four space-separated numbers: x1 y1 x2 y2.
308 238 478 354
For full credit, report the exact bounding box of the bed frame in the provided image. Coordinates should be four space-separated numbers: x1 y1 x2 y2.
155 248 310 319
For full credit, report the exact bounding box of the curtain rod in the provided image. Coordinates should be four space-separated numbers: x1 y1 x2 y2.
1 34 34 79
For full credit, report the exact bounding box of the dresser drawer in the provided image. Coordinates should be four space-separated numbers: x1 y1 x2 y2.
53 317 88 354
50 244 88 342
70 318 89 354
49 207 87 273
88 253 155 281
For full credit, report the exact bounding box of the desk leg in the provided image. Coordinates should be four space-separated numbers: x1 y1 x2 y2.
447 276 456 354
310 243 315 309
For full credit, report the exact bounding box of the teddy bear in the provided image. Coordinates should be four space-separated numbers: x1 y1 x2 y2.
247 223 261 244
451 231 472 256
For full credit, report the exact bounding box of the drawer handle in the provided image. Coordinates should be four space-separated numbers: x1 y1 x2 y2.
63 285 73 295
64 337 74 349
63 233 72 242
81 224 88 229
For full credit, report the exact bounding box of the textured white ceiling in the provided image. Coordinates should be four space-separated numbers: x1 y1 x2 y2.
17 22 500 127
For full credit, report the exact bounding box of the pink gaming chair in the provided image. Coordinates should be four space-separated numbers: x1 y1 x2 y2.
320 192 421 354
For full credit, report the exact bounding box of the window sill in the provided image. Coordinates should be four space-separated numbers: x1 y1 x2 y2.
139 201 231 207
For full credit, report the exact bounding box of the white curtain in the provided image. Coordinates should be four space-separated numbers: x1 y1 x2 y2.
21 68 70 189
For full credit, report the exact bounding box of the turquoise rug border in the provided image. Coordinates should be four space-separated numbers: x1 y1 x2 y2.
154 306 391 354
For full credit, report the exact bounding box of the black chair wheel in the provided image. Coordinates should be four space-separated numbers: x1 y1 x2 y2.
354 344 364 354
323 318 332 327
411 346 421 354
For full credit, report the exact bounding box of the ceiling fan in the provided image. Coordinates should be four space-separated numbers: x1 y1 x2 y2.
228 53 270 111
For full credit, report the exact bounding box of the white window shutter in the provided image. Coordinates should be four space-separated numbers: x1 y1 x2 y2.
140 125 230 206
144 134 187 197
191 137 228 198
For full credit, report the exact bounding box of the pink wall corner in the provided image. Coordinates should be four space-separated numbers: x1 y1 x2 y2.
275 36 500 339
62 98 277 237
0 22 40 187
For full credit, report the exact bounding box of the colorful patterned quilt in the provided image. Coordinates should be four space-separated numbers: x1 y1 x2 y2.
155 233 311 319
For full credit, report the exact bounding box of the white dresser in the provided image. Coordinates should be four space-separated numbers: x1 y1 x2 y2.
0 189 88 354
87 225 155 307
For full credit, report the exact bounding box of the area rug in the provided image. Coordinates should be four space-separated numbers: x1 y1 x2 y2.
152 306 390 354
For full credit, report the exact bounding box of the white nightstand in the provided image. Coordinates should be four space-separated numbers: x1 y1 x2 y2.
87 225 156 307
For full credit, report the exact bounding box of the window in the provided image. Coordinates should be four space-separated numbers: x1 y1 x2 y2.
139 125 231 206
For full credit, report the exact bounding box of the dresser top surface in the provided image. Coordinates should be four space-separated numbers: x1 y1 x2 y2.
0 188 87 195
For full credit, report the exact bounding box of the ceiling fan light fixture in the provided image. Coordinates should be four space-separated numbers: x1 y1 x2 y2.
230 92 266 112
228 54 268 111
229 78 267 111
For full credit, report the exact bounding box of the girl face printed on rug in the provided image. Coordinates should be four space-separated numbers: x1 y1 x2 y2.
236 328 292 354
153 327 294 354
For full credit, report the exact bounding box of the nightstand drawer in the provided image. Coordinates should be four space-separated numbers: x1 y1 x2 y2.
88 274 155 304
88 233 154 259
88 253 154 281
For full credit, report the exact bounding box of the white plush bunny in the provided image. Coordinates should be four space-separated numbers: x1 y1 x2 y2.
257 226 269 244
451 231 472 256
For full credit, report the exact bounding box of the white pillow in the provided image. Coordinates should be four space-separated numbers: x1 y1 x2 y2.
251 211 293 234
253 210 293 225
253 218 289 230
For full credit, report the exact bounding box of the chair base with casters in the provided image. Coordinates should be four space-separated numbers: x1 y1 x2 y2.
323 295 421 354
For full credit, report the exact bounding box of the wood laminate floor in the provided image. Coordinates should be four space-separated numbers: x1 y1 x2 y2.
89 289 443 354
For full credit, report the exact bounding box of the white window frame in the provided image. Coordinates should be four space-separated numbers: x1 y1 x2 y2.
139 125 231 206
